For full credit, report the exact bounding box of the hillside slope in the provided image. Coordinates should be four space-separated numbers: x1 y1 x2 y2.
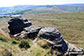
0 12 84 56
0 4 84 15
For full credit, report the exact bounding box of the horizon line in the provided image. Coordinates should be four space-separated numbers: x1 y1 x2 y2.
0 3 84 7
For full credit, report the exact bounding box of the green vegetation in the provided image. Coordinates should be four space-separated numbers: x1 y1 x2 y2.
0 35 52 56
0 37 7 42
0 12 84 56
0 15 9 19
11 40 19 44
2 49 12 56
19 40 30 49
23 12 84 48
0 35 8 42
0 4 84 15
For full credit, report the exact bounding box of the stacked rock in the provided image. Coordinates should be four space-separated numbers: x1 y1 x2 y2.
8 15 32 35
8 15 42 40
38 27 68 55
8 15 83 56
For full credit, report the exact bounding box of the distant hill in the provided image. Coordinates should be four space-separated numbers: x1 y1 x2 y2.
0 4 84 15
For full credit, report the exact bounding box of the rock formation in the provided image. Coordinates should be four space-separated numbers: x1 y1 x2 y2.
8 15 32 35
8 15 84 56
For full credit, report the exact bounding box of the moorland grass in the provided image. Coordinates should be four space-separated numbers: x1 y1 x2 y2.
0 12 84 56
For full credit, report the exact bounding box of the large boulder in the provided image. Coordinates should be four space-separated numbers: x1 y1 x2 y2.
38 27 62 42
38 27 68 54
8 15 32 35
38 27 64 46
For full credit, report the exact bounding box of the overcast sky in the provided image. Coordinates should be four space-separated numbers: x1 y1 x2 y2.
0 0 84 7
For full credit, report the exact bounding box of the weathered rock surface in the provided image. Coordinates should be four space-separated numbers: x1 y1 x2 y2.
8 15 32 35
38 27 68 54
24 25 42 39
8 15 42 39
38 27 62 41
8 15 83 56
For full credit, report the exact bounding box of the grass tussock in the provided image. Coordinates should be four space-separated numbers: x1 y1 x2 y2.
19 40 30 49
